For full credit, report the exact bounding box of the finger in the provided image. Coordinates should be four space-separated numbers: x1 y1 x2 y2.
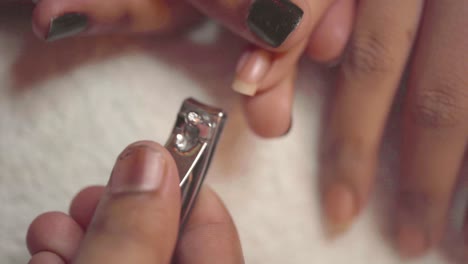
188 0 336 50
73 140 181 264
320 0 424 234
232 47 273 96
69 186 105 229
29 251 65 264
26 212 84 262
32 0 201 41
232 0 351 97
232 38 305 96
307 0 355 63
174 187 244 264
397 0 468 258
243 67 296 137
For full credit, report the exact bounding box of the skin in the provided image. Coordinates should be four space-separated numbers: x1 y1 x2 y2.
13 0 468 259
26 141 244 264
29 0 354 136
320 1 467 259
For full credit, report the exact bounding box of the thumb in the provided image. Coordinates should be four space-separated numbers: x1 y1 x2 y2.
73 141 181 264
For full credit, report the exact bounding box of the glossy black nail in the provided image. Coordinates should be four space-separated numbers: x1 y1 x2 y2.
247 0 303 48
46 13 88 42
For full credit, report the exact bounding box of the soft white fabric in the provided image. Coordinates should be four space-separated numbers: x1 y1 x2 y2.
0 5 462 264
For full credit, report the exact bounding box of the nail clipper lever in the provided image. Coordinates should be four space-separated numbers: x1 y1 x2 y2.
165 98 227 227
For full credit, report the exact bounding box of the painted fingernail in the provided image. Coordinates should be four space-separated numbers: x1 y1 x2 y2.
396 221 429 258
323 182 356 236
232 49 272 96
46 13 88 42
247 0 304 48
109 144 166 194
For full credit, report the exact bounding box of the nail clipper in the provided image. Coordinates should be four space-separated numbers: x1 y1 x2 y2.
165 98 227 228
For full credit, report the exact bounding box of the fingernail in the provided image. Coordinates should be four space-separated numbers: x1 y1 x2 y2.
323 182 356 236
247 0 304 48
232 49 271 96
395 192 433 257
46 13 88 42
396 221 429 258
109 144 166 194
395 204 430 258
283 118 293 136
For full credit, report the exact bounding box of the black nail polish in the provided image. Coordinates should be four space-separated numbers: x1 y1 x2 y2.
247 0 303 48
46 13 88 42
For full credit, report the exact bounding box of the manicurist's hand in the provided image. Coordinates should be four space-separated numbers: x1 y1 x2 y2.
26 141 244 264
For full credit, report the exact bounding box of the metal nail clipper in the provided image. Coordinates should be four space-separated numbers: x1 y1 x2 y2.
165 98 227 228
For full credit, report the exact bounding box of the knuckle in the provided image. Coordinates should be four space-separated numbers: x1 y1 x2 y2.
398 187 452 217
342 31 395 77
410 80 468 128
398 190 437 219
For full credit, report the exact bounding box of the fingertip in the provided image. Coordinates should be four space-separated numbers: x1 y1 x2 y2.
27 212 83 261
394 194 434 259
188 0 326 52
243 72 295 138
232 48 273 96
185 187 234 228
322 182 356 236
31 1 50 39
69 185 105 229
29 251 65 264
120 140 180 184
306 0 355 63
395 222 429 258
244 97 292 138
175 186 244 264
26 212 66 254
270 0 311 51
32 0 203 41
104 140 181 200
32 0 91 41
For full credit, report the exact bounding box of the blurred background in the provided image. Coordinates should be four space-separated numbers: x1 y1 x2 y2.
0 3 461 264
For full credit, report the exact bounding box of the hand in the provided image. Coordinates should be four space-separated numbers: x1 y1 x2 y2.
315 0 467 259
181 0 468 259
26 141 244 264
29 0 354 137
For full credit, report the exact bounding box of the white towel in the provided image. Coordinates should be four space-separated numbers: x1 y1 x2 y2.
0 5 458 264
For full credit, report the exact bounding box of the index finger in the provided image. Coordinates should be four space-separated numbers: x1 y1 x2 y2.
174 187 244 264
